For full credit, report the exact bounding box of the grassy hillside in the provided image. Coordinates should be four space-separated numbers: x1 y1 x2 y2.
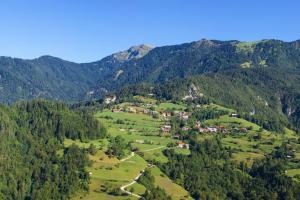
1 39 300 104
116 67 300 131
68 96 300 199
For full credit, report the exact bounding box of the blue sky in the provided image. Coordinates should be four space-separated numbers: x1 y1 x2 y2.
0 0 299 62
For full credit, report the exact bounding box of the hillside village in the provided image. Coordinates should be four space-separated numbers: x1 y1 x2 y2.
105 95 257 150
66 94 300 200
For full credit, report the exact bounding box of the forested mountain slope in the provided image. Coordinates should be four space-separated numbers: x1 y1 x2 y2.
0 45 153 103
0 56 101 103
116 67 300 131
90 39 300 98
1 39 300 103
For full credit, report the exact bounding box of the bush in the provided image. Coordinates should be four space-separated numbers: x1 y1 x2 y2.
115 119 125 124
87 144 97 155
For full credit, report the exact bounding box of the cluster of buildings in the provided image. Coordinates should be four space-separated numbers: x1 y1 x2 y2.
194 121 250 134
161 111 189 121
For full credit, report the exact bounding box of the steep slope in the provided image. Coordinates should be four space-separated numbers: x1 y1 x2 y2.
83 44 154 97
0 56 102 103
0 45 153 103
91 39 300 98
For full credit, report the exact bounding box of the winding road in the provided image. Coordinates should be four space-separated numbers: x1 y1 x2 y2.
143 146 166 152
119 146 166 198
120 152 135 162
120 169 144 198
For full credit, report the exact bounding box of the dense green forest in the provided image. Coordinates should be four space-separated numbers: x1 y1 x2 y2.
0 45 152 104
0 100 106 199
0 56 104 104
161 137 300 200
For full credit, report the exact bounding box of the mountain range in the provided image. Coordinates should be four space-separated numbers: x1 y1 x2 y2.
1 38 300 199
0 44 154 103
1 39 300 130
1 39 300 104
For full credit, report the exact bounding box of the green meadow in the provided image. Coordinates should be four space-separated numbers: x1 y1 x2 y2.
149 166 192 200
157 102 186 111
70 100 192 199
198 113 300 166
68 98 300 199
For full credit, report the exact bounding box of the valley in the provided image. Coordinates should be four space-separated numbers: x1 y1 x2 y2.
64 95 300 199
1 1 300 199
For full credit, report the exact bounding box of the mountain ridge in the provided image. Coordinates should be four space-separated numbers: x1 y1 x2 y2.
1 39 300 104
89 38 300 99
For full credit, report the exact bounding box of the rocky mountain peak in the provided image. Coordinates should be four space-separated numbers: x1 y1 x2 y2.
112 44 154 62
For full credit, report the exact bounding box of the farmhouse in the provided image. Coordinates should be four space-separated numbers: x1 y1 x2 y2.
162 112 172 118
161 125 171 133
177 141 190 149
182 115 189 121
177 111 189 120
